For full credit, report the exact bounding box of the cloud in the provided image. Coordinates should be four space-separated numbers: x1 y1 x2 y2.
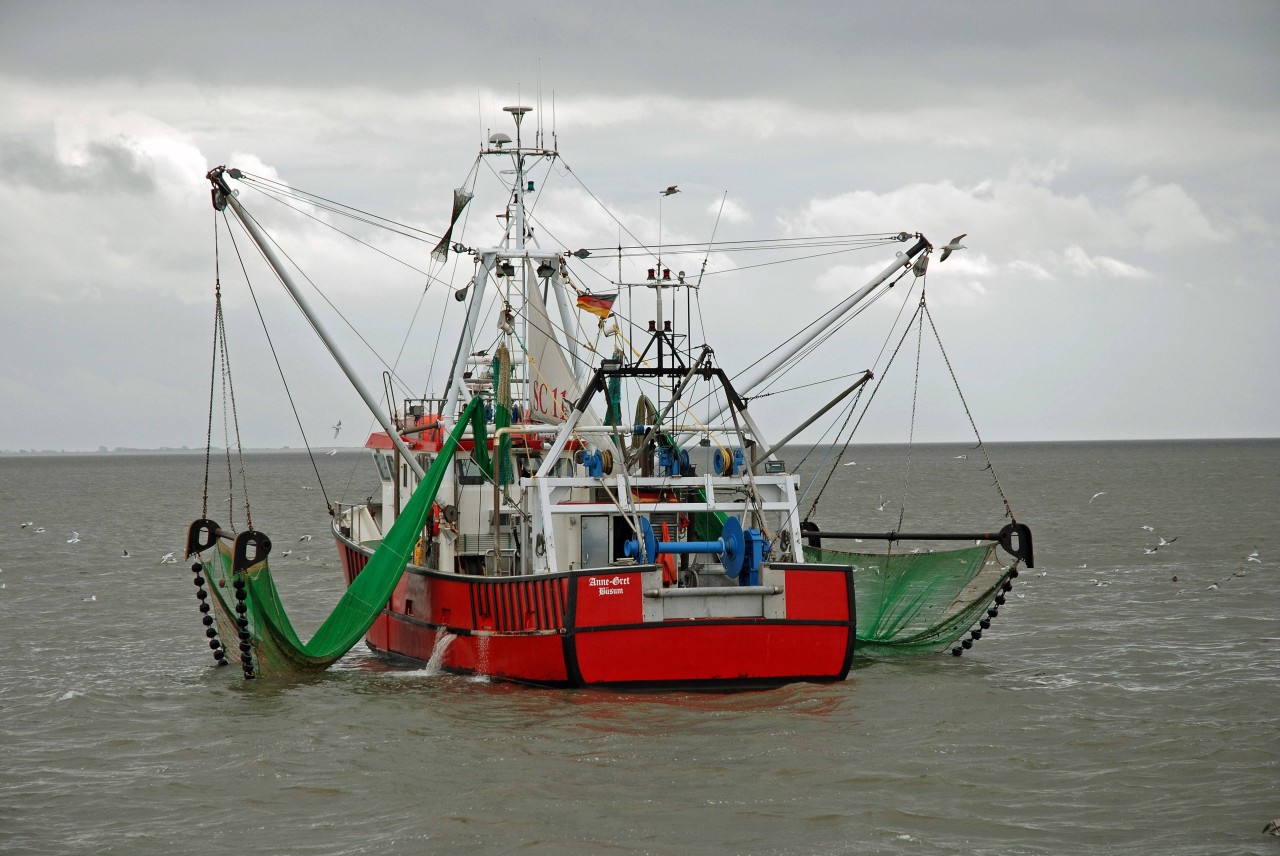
777 161 1225 289
1060 245 1153 280
1125 176 1228 250
711 197 750 225
0 134 156 194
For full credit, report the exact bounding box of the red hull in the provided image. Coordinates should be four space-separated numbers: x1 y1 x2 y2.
337 535 855 689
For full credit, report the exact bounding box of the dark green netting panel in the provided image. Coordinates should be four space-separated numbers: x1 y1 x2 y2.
201 396 485 676
803 542 1010 653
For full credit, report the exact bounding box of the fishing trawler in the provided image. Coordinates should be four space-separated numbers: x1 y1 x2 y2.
186 104 1032 688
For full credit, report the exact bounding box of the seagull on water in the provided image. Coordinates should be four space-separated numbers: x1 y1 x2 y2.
333 420 342 438
1089 491 1106 503
67 531 81 544
1141 525 1154 531
939 234 967 262
121 549 130 558
20 521 33 529
661 185 680 196
842 461 857 466
1264 818 1280 836
954 454 967 459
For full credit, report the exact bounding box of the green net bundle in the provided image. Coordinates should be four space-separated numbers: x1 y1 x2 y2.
197 396 485 677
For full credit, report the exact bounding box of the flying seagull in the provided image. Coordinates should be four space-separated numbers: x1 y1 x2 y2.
67 531 81 544
159 552 177 564
1089 491 1106 503
327 449 337 457
333 420 342 439
299 534 313 542
876 494 887 512
1264 818 1280 836
939 234 967 262
1158 536 1178 547
661 185 680 196
1246 550 1261 563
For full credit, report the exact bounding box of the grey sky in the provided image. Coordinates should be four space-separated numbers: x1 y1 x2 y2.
1 2 1277 451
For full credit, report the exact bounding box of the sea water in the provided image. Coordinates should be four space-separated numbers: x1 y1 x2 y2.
0 440 1276 855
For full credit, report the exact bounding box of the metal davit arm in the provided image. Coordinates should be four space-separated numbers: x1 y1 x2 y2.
208 167 426 479
801 521 1035 568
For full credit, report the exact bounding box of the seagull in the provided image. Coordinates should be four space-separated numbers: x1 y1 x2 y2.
327 449 337 456
333 420 342 438
281 549 292 558
939 234 966 262
1141 525 1154 531
1246 550 1261 563
20 521 32 529
121 549 130 558
1157 536 1178 547
1264 818 1280 836
1142 547 1158 555
67 531 81 544
159 552 177 564
954 454 967 459
82 595 96 602
876 494 887 511
1089 491 1106 503
842 461 857 466
299 534 313 542
661 185 680 196
1206 583 1219 591
34 527 45 533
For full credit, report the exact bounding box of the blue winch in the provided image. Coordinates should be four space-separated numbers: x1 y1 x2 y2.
623 516 768 585
712 446 745 476
657 446 691 477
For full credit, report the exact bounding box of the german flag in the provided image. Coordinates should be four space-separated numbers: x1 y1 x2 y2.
576 292 617 319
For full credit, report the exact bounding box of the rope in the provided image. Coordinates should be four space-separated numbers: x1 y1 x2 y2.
922 301 1016 520
222 215 333 515
897 291 926 532
803 297 924 522
203 213 221 520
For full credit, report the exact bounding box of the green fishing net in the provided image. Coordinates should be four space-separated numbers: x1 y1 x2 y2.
803 542 1010 653
199 396 485 676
